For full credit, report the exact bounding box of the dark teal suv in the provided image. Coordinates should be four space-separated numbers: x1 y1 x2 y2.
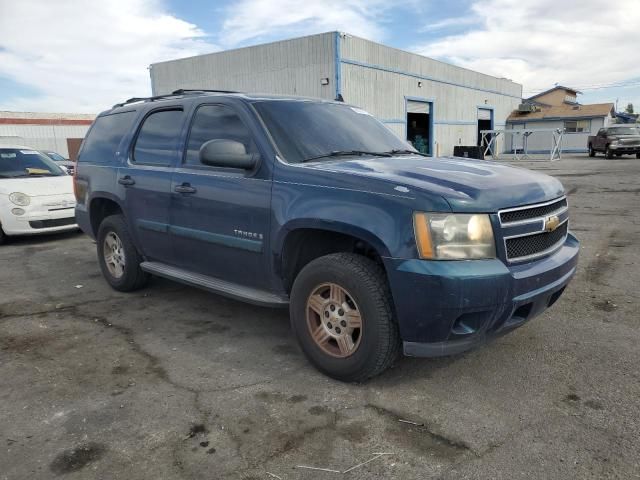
74 90 579 381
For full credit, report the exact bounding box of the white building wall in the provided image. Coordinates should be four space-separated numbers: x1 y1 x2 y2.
338 35 522 156
150 32 523 157
0 124 90 157
506 117 605 153
151 33 337 100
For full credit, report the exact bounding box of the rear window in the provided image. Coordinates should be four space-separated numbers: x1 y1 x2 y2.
133 109 184 166
79 111 136 163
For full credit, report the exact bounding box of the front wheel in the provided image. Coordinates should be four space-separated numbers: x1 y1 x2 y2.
97 214 149 292
605 146 614 159
636 153 640 159
0 225 6 245
289 253 400 382
588 144 595 157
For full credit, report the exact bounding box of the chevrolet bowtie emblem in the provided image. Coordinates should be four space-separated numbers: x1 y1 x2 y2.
545 215 560 232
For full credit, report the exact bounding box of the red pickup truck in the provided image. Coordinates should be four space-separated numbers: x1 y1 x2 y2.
588 125 640 158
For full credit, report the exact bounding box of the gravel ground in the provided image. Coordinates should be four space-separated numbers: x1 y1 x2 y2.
1 154 639 479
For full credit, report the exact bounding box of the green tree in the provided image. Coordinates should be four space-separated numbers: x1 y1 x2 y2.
625 103 634 114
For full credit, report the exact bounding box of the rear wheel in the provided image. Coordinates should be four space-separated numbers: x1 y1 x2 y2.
588 144 595 157
605 145 614 159
97 214 149 291
289 253 400 382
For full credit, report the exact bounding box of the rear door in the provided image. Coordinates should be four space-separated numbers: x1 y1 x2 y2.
121 107 186 262
595 128 607 149
168 102 272 289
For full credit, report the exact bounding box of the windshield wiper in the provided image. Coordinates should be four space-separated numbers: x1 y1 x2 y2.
301 150 392 163
384 149 429 157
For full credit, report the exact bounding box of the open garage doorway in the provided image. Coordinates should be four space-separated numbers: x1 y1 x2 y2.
477 108 493 155
406 98 433 155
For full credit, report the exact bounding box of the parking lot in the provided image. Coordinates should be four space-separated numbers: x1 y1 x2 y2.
1 155 639 479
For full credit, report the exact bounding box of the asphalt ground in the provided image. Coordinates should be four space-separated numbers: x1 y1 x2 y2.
1 154 639 479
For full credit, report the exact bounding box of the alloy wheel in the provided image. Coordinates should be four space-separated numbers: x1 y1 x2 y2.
306 283 363 358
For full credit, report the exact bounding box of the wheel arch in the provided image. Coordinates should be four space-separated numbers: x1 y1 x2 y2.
89 194 125 237
275 219 392 293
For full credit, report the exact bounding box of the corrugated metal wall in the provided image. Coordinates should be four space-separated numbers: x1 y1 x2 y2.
151 33 336 100
150 32 523 157
0 124 90 158
339 35 522 156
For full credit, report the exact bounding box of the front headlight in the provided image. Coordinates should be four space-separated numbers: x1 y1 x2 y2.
9 192 31 206
413 212 496 260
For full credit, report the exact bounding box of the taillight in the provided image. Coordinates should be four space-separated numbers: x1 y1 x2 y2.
73 166 81 202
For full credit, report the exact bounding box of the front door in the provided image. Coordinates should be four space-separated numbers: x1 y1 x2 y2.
122 107 185 262
169 103 272 289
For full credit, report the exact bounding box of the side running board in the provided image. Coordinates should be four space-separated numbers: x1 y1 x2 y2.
140 261 289 308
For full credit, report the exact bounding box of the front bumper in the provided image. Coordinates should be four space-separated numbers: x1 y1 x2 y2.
1 208 77 236
609 144 640 153
383 233 579 357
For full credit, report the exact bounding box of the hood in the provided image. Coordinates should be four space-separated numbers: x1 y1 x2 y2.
0 175 74 197
303 155 564 212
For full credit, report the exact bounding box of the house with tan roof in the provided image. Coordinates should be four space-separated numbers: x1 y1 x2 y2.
506 86 615 154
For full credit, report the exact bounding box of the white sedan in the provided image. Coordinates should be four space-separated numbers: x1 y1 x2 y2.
0 145 78 244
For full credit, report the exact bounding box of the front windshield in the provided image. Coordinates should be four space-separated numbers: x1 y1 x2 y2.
609 127 639 135
253 100 413 163
0 148 65 178
44 151 67 162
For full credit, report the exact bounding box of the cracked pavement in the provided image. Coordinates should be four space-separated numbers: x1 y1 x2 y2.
1 155 639 479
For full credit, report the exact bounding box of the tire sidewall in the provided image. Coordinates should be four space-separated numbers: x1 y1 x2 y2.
290 258 389 380
97 215 141 290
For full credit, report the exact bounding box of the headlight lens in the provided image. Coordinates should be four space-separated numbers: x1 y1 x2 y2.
414 212 496 260
9 192 31 206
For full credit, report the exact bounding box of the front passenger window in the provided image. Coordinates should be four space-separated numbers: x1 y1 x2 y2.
185 105 258 165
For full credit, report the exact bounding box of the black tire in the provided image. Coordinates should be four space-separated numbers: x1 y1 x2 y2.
289 253 400 382
636 153 640 159
0 225 5 245
588 144 595 157
97 214 149 292
605 145 614 159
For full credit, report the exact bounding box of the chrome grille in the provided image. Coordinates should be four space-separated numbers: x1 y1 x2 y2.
500 198 567 224
499 196 569 262
506 222 568 260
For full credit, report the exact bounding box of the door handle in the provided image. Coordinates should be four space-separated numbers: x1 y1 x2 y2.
118 176 135 186
174 183 197 194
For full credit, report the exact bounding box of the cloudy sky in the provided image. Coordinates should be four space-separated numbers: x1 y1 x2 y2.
0 0 638 113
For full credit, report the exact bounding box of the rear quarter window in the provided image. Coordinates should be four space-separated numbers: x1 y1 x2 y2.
78 111 136 164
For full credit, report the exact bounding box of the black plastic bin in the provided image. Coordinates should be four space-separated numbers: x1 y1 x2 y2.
453 146 484 160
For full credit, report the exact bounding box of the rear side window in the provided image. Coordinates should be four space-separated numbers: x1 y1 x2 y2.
184 105 257 165
133 109 184 166
79 111 136 163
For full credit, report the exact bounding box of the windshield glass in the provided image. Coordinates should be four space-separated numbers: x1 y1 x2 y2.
0 148 65 178
609 127 639 135
44 151 67 162
253 100 413 163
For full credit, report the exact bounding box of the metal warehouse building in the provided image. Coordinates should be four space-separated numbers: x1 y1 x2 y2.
0 111 95 161
150 32 522 157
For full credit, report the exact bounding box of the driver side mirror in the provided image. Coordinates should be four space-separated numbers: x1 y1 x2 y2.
199 139 259 169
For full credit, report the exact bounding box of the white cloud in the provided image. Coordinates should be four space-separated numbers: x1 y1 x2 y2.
413 0 640 104
0 0 218 113
218 0 400 47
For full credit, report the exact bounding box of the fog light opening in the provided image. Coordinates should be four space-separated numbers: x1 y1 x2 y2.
451 311 490 337
11 208 25 216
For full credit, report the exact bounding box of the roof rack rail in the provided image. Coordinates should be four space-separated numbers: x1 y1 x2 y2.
112 89 241 109
171 89 240 95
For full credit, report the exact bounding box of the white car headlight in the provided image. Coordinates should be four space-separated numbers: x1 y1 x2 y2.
9 192 31 206
414 212 496 260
